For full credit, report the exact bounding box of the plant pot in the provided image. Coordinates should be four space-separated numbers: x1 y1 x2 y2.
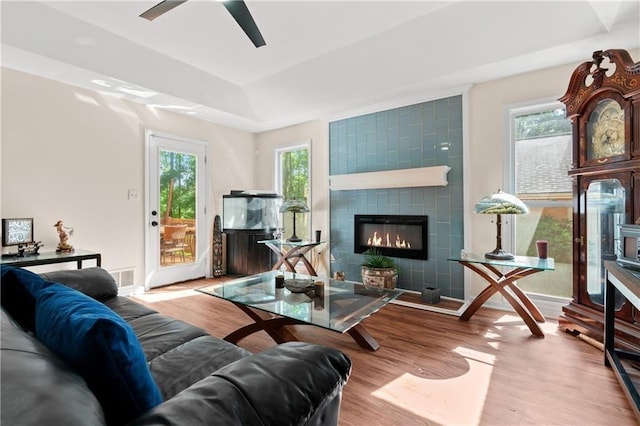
361 266 398 289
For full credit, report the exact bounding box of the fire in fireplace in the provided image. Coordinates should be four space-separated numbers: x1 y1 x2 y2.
367 232 411 249
354 214 428 260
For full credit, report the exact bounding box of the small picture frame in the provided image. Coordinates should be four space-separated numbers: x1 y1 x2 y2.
2 218 34 247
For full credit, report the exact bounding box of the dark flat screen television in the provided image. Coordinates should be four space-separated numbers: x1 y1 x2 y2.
2 218 34 247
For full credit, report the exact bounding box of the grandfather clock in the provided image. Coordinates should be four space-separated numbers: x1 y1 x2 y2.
558 49 640 350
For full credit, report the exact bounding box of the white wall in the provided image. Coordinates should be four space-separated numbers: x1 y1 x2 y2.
465 62 580 297
1 67 256 279
466 48 639 307
255 120 330 275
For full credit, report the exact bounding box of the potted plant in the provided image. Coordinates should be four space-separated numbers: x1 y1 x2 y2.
361 248 398 289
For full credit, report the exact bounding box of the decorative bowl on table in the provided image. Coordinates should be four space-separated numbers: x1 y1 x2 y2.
284 278 314 293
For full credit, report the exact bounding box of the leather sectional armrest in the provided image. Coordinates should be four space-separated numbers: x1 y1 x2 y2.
131 342 352 426
40 267 118 301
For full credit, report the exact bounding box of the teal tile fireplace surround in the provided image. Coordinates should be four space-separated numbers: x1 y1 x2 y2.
329 96 464 299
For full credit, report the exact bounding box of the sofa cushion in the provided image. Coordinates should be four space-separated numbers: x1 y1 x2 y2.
0 265 52 331
104 297 158 322
148 334 251 400
104 299 251 399
40 267 118 301
35 283 163 425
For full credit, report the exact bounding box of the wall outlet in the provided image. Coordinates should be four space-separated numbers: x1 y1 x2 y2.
128 189 140 201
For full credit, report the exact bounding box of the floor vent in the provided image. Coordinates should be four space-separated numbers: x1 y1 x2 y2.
109 268 135 288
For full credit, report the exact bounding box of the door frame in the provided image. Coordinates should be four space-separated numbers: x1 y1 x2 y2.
144 130 210 289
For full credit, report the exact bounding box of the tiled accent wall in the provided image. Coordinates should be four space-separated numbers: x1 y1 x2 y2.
329 96 464 298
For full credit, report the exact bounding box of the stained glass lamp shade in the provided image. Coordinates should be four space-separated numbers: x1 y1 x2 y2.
475 190 529 260
279 200 309 242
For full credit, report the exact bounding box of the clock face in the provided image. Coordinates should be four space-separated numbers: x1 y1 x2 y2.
587 99 625 160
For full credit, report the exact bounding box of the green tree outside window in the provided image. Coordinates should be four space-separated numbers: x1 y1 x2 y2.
279 148 309 240
160 151 196 222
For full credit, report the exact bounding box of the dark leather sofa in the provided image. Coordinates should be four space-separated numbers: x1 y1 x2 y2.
1 267 352 425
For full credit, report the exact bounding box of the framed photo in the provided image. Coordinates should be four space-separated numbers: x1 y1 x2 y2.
2 218 34 247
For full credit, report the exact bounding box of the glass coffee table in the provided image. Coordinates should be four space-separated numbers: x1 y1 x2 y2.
196 271 403 351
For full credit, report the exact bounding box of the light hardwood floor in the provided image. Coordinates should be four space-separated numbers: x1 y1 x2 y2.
131 278 637 425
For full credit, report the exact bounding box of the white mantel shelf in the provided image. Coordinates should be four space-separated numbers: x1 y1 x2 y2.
329 165 451 191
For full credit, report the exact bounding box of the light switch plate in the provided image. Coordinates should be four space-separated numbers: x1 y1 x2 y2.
128 189 140 201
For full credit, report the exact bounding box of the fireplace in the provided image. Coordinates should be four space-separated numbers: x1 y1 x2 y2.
354 215 428 260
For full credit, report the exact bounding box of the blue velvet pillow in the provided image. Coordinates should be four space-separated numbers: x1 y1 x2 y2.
0 265 52 331
35 283 163 425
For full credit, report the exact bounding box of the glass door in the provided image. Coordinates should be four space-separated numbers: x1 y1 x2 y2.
145 131 208 288
583 177 626 309
159 150 197 267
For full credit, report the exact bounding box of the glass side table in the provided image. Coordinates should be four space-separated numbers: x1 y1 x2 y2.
449 253 555 337
258 239 325 276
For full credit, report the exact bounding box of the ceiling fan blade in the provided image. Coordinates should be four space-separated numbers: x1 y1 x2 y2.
221 1 266 48
140 0 188 21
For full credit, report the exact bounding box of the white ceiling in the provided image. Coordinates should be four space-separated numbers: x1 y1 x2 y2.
2 1 639 132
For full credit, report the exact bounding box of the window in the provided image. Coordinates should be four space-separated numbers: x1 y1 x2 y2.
275 142 311 240
508 102 573 299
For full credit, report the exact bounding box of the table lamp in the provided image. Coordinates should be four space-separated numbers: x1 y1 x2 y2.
279 200 309 242
475 190 529 260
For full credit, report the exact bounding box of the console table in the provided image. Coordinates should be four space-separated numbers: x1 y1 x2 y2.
604 261 640 421
449 253 555 337
258 239 324 276
0 249 101 269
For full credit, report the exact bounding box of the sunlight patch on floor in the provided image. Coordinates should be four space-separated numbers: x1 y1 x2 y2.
495 313 560 336
486 341 500 350
132 288 198 303
539 321 560 335
494 313 523 324
483 330 501 339
372 346 495 425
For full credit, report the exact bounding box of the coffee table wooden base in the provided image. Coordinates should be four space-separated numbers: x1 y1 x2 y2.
457 260 546 337
224 302 381 351
347 324 380 351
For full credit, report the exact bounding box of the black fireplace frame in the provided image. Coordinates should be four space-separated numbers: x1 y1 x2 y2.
354 214 428 260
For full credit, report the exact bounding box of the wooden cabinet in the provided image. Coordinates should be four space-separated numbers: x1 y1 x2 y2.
558 49 640 351
225 230 276 276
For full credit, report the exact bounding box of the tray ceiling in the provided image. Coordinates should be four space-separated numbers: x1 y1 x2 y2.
2 1 639 132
